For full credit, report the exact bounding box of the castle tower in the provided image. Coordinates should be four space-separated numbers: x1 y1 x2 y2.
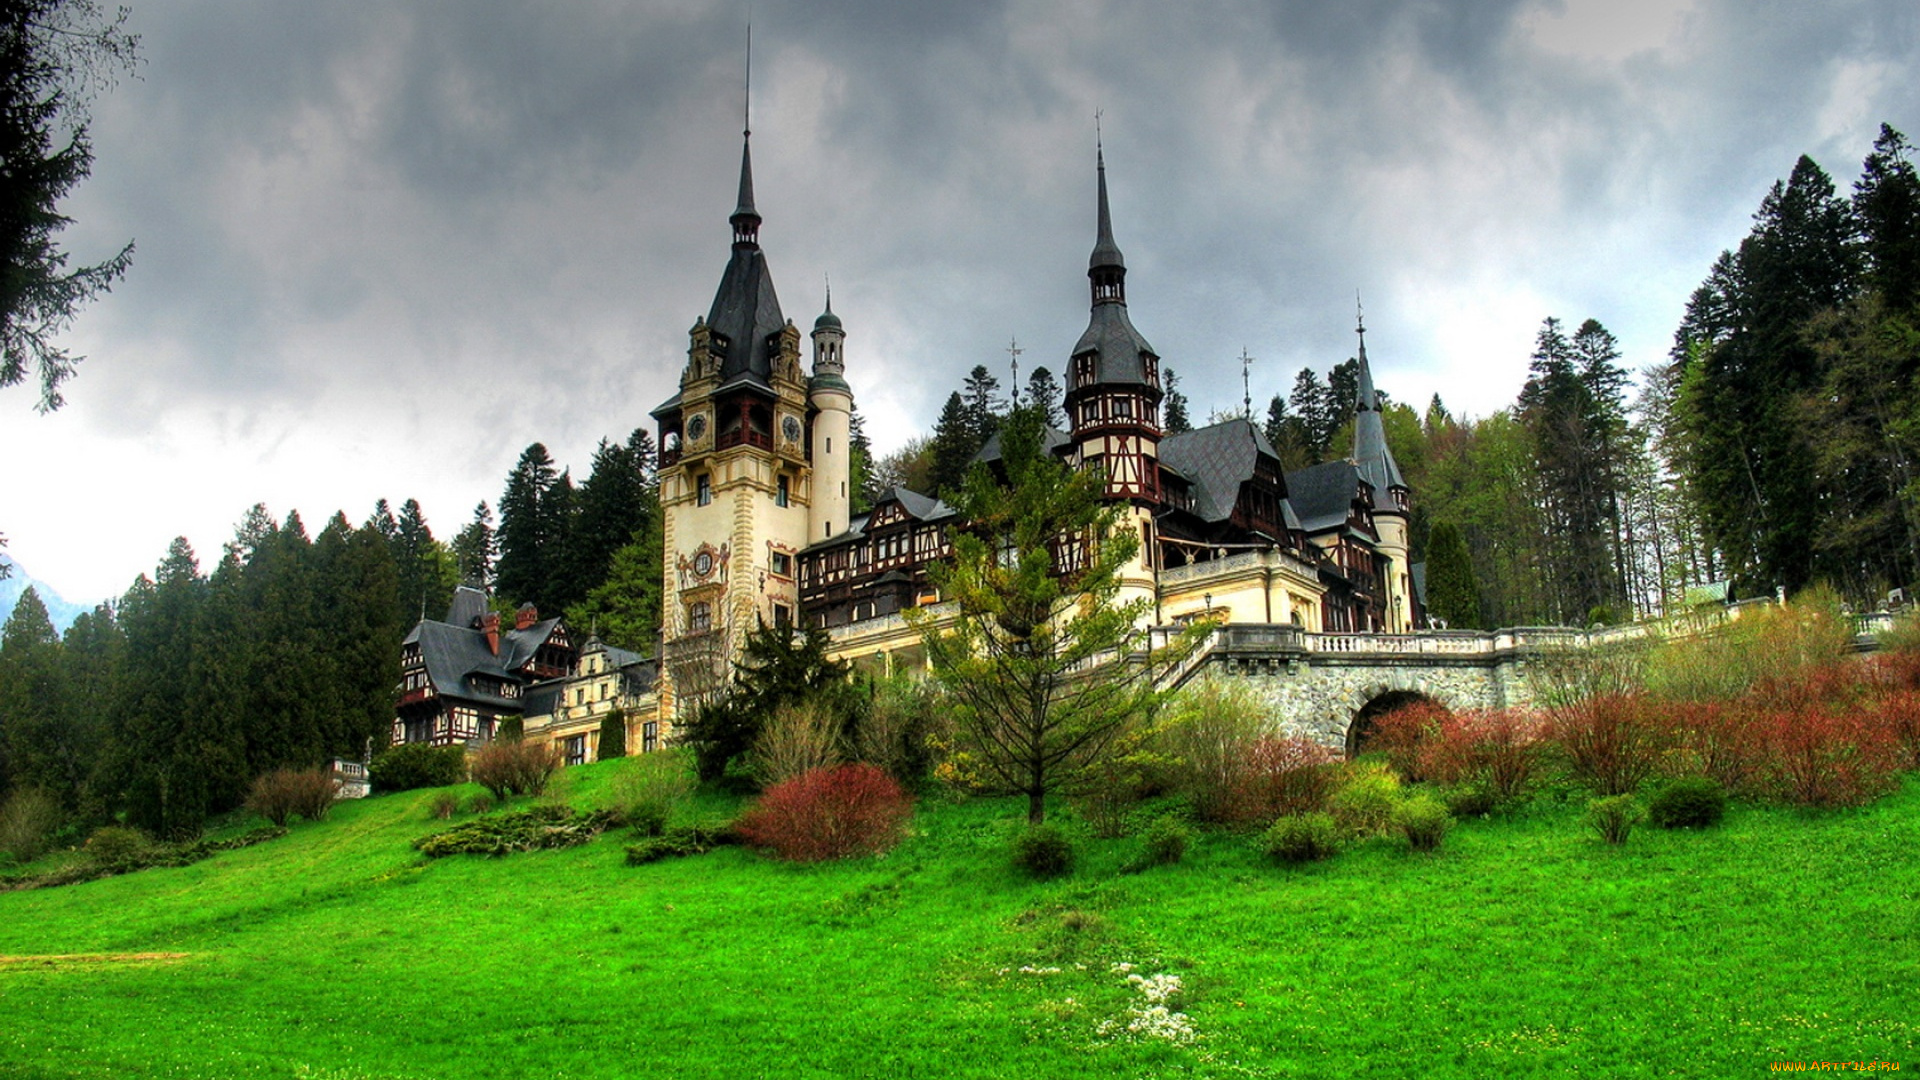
1350 308 1415 632
1062 141 1163 607
809 289 853 543
651 121 812 717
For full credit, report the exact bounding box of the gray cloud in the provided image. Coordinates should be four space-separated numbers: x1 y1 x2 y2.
8 0 1919 600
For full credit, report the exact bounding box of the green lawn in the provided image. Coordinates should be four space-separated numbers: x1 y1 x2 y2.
1 763 1915 1079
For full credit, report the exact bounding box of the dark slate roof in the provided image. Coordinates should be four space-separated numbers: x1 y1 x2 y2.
1159 418 1280 525
973 424 1073 465
1287 460 1366 534
445 585 488 628
410 621 524 711
1410 561 1428 609
1351 335 1407 496
705 248 785 390
523 684 563 720
1072 303 1158 387
500 618 563 672
889 486 959 523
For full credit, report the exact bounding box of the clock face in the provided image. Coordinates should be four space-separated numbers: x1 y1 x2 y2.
693 550 713 577
782 415 803 444
687 414 708 442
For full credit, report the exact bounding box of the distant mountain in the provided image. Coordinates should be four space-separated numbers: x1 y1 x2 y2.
0 561 92 634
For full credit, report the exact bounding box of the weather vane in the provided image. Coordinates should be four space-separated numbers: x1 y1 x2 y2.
1007 337 1023 406
1240 348 1255 417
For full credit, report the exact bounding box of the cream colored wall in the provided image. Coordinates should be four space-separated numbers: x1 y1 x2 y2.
809 386 852 543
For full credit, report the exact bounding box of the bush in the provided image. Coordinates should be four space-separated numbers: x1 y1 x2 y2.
855 675 947 788
609 749 696 837
597 707 627 761
1670 700 1766 794
0 788 62 864
1229 736 1338 826
497 716 524 742
1648 777 1726 829
1550 693 1667 796
369 743 468 793
1366 699 1450 782
1011 822 1076 879
751 699 843 789
1261 813 1340 864
1129 816 1191 870
1393 794 1452 853
734 763 914 863
1442 782 1499 819
625 824 739 865
413 806 618 858
429 792 460 820
82 825 150 866
245 767 338 827
1758 703 1902 808
1157 678 1272 823
465 793 495 815
469 737 559 800
1586 795 1643 845
1328 760 1401 838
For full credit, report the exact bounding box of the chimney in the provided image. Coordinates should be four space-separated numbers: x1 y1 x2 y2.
480 613 501 655
516 603 539 631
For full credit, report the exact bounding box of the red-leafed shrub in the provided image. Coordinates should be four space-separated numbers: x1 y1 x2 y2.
1758 704 1903 808
1669 699 1767 795
1465 710 1546 803
735 763 914 862
1870 688 1920 771
469 738 559 801
1227 736 1338 823
1367 699 1450 782
1549 693 1668 796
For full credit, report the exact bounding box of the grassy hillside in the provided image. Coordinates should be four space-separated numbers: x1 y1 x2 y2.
1 762 1916 1079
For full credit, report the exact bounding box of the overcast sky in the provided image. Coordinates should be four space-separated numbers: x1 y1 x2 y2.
2 0 1916 606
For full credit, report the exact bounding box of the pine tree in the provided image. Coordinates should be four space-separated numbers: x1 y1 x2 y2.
1855 123 1920 312
1422 521 1481 629
0 0 137 412
961 364 1004 447
1026 366 1064 429
1163 368 1191 434
927 392 977 498
1289 368 1332 463
568 431 655 611
0 585 63 800
452 501 496 592
390 498 453 625
496 444 560 608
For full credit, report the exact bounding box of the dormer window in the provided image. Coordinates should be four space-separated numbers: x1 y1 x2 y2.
1115 397 1133 419
1074 354 1096 387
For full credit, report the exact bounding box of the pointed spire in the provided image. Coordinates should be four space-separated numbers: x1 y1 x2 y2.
730 25 760 245
1090 139 1126 273
1355 293 1378 414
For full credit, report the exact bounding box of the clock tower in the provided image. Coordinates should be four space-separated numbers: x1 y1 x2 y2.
651 124 823 718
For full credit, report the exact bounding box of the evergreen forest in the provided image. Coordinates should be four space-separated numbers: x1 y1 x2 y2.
2 126 1918 844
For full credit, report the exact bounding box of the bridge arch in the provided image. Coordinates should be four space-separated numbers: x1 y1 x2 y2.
1343 687 1449 760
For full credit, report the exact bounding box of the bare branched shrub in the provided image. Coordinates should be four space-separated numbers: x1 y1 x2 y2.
853 676 946 786
752 699 843 788
245 767 337 827
470 738 560 800
1549 693 1670 796
0 788 62 864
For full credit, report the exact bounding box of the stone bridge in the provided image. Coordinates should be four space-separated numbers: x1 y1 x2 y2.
1153 611 1894 757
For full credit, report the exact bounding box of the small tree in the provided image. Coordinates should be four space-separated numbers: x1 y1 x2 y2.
597 706 627 761
911 405 1199 824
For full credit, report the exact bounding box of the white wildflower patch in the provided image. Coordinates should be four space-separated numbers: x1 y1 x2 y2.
1097 963 1196 1044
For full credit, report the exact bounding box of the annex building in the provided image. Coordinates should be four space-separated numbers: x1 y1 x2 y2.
392 125 1425 761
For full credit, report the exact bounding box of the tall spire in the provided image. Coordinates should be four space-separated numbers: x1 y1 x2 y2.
1089 128 1127 306
730 25 760 245
1355 293 1378 414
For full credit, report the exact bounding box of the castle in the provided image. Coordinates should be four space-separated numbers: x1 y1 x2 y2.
393 125 1423 761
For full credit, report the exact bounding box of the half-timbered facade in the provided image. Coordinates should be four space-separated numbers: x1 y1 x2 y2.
394 587 576 747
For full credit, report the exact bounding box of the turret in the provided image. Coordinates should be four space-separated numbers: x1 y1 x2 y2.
810 289 853 542
1351 306 1414 630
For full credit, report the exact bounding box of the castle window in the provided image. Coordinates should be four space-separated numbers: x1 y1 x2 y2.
688 601 711 635
696 474 712 506
771 551 792 577
1115 397 1133 419
773 603 792 629
776 474 790 508
565 735 586 767
643 722 659 754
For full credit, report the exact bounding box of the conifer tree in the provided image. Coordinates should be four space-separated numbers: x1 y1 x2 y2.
452 501 496 592
0 586 62 800
1026 366 1064 429
1162 367 1191 434
927 391 976 498
961 364 1004 447
496 444 560 608
1289 368 1331 462
1422 521 1481 629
